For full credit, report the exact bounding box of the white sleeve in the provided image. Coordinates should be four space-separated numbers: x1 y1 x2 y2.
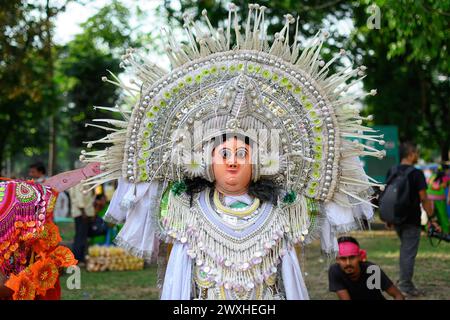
109 181 163 262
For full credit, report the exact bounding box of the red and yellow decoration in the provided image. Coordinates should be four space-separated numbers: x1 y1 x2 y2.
4 220 78 300
5 272 36 300
0 180 78 300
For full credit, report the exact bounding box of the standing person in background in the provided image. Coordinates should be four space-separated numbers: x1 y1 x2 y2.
69 177 96 266
90 194 110 245
385 142 436 297
53 189 70 219
93 193 108 216
28 162 47 183
427 164 450 235
446 164 450 220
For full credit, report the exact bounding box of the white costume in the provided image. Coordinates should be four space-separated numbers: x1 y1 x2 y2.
81 3 384 300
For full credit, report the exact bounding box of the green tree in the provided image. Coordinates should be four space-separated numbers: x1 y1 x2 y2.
0 1 60 173
0 0 91 175
351 0 450 161
56 0 138 167
0 0 144 175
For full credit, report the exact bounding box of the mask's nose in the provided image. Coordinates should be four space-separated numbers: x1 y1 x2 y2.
226 162 238 169
226 153 237 166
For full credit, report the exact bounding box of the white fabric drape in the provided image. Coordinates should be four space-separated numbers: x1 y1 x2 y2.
281 247 310 300
319 214 338 254
103 177 132 224
321 193 374 254
161 243 192 300
108 181 162 261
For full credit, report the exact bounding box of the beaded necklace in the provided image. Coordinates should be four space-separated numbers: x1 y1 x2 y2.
213 189 260 217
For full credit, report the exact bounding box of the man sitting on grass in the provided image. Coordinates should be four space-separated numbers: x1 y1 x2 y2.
328 236 404 300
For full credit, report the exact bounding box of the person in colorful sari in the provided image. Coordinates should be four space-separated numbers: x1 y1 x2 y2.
0 162 101 300
427 164 450 234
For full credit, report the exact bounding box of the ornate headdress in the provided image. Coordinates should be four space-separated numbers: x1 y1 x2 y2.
81 3 384 258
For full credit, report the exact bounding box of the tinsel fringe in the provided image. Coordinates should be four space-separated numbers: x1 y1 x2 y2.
160 190 312 291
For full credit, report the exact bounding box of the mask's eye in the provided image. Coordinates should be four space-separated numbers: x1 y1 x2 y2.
236 148 248 159
219 148 232 159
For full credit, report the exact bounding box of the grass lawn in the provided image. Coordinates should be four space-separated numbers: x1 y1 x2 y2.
57 221 160 300
60 266 159 300
57 220 450 300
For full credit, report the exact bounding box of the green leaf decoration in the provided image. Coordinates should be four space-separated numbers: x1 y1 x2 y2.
171 180 187 196
283 190 297 204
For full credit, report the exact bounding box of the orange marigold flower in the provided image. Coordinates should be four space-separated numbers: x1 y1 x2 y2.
29 259 59 296
5 272 36 300
48 246 78 268
0 241 9 250
14 221 24 228
31 223 62 253
26 221 36 228
39 222 62 248
20 230 37 241
31 239 49 254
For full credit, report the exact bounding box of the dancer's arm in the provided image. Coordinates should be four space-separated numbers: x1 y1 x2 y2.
44 162 102 192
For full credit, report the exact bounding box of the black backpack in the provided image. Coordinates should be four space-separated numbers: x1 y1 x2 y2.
379 166 415 225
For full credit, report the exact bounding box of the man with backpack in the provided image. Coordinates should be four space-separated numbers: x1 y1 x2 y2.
380 142 438 297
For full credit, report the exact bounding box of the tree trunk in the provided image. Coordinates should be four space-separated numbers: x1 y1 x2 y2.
48 115 57 176
45 0 56 175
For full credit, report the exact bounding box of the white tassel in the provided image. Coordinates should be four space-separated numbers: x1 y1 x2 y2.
120 184 137 210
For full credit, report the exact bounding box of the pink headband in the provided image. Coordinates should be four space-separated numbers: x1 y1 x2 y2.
338 241 367 261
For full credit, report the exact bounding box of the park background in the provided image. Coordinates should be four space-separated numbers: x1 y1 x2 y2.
1 0 449 299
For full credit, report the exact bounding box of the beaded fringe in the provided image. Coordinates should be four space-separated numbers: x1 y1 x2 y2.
160 190 311 291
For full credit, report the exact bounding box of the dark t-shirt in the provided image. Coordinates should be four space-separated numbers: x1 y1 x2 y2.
386 164 427 226
328 261 393 300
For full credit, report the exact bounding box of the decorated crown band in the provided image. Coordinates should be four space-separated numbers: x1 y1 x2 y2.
81 3 385 206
